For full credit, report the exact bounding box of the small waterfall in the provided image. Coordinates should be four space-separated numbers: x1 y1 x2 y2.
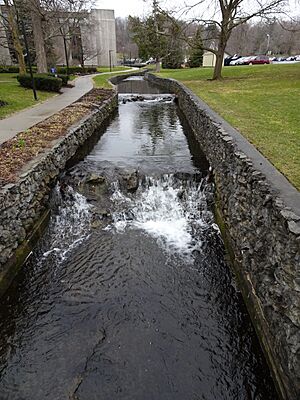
109 174 216 258
119 93 175 104
39 184 91 264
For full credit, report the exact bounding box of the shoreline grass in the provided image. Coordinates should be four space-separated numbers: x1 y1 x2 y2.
96 66 133 73
93 69 138 89
158 64 300 190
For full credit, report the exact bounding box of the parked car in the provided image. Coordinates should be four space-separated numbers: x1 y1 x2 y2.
244 55 270 65
236 56 255 65
230 57 243 65
225 54 241 66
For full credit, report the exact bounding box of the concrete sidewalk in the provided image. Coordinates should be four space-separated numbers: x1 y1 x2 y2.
0 69 136 146
0 74 96 145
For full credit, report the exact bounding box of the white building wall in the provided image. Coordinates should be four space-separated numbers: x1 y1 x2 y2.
84 9 117 67
203 51 216 67
203 50 230 67
0 7 117 68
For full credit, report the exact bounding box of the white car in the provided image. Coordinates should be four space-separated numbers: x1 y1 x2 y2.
234 57 246 65
230 57 242 65
237 56 255 65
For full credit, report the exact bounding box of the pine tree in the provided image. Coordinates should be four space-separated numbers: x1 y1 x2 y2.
188 27 203 68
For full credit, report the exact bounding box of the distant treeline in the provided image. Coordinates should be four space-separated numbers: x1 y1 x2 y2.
116 17 300 58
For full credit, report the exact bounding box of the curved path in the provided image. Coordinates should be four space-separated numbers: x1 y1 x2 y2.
0 69 137 146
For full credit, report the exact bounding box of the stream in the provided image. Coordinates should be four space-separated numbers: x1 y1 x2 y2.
0 76 278 400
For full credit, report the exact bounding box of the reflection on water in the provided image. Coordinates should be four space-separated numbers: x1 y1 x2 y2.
117 75 164 94
87 100 208 174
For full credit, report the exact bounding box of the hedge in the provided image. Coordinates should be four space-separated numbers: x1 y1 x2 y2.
0 66 39 73
48 73 69 86
56 66 97 74
0 66 19 73
0 65 97 75
17 74 62 92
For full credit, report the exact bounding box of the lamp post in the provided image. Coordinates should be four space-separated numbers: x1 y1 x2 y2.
60 24 69 76
109 49 113 72
21 20 37 101
266 34 270 55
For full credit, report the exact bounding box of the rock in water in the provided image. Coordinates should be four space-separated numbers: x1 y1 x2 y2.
86 174 106 185
123 170 139 192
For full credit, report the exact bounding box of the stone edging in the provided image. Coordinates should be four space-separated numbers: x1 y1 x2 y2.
0 92 118 296
145 73 300 400
109 70 146 86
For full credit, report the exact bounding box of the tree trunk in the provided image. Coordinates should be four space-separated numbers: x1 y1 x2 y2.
31 0 47 73
212 32 227 80
4 0 26 74
212 48 225 80
155 57 161 72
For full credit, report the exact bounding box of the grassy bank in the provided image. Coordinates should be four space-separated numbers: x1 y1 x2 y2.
97 66 133 73
159 64 300 190
93 70 137 89
0 74 55 119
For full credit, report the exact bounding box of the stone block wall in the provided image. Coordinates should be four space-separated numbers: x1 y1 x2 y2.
0 93 118 293
146 73 300 400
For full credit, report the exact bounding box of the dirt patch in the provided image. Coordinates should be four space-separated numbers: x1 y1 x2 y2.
0 89 113 187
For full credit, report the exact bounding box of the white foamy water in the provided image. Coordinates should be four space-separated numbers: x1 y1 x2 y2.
119 94 175 104
40 185 91 264
110 175 213 257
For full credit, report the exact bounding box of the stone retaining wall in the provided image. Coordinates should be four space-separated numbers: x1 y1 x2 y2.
146 73 300 400
0 92 118 295
109 70 146 86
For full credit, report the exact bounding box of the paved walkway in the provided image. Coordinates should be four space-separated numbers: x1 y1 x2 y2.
0 69 137 146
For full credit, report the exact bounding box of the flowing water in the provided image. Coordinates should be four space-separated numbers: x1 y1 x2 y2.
0 77 278 400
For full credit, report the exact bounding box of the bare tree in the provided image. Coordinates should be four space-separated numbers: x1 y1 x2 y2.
28 0 47 72
226 18 300 56
1 0 26 72
174 0 288 79
20 0 93 72
75 15 104 68
49 0 98 70
115 17 139 60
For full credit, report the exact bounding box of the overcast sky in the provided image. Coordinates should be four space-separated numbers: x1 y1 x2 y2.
96 0 149 17
96 0 299 18
96 0 183 18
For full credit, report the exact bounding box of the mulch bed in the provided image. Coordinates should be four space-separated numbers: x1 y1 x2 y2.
0 88 113 187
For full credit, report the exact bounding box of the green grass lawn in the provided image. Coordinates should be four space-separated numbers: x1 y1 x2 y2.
159 64 300 190
0 74 55 119
93 70 137 89
97 66 134 73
